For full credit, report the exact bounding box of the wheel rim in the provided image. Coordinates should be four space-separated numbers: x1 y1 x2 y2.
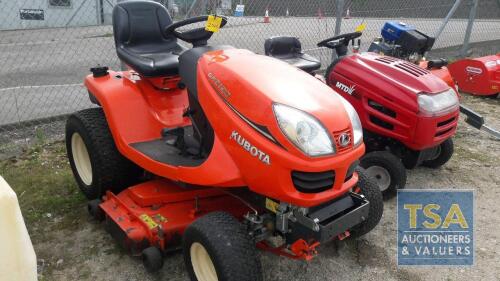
365 165 391 192
190 242 218 281
428 145 442 161
71 133 93 185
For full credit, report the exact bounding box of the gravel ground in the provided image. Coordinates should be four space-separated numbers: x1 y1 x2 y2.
0 93 498 281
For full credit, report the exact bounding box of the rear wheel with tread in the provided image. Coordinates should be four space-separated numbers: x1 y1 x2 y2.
66 108 142 199
183 212 262 281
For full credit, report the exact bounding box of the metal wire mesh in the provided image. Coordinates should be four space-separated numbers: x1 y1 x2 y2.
1 0 499 158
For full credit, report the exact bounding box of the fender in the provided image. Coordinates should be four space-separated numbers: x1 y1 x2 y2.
84 71 244 187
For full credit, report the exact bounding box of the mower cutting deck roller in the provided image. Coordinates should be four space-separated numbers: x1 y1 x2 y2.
65 1 384 280
448 55 500 97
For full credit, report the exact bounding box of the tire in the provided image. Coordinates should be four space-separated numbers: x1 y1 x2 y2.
66 108 142 200
360 151 407 199
87 199 105 221
183 212 262 281
142 247 164 272
422 138 454 169
349 168 384 239
486 93 499 99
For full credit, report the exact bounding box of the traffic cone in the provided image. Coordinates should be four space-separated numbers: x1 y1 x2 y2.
264 8 270 23
344 8 351 19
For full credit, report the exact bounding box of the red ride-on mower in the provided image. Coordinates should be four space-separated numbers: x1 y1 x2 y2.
65 1 383 280
367 21 500 139
265 32 460 197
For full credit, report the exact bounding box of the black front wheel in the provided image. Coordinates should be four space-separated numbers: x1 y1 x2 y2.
422 138 454 169
360 151 407 199
349 168 384 239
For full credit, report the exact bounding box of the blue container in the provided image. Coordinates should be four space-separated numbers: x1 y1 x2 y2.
381 21 415 42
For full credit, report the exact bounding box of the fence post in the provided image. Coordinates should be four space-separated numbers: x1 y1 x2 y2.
434 0 461 40
332 0 345 60
459 0 478 57
186 0 197 18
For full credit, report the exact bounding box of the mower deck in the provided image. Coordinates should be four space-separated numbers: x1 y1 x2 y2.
100 180 251 255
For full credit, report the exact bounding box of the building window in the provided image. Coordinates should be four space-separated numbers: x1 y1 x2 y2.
48 0 71 8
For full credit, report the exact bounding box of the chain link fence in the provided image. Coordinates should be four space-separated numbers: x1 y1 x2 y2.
1 0 500 158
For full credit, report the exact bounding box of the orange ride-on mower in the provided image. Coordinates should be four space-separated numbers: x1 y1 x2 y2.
65 1 383 280
265 32 459 198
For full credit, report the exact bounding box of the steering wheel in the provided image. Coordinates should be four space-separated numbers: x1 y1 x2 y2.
317 32 362 49
165 16 228 46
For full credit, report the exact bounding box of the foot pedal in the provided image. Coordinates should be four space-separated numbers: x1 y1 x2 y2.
161 127 185 146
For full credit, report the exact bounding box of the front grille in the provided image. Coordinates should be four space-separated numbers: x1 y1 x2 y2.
370 115 394 130
368 99 396 118
292 170 335 193
438 117 456 127
435 127 454 137
332 129 353 153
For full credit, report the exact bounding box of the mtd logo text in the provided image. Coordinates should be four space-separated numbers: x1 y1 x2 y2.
397 190 474 266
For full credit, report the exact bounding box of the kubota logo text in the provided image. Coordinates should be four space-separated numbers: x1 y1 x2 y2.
335 81 356 95
230 131 270 165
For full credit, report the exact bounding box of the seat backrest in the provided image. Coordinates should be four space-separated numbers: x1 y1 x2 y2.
113 0 175 51
264 36 302 58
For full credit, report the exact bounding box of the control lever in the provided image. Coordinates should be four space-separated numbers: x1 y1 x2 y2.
353 39 361 53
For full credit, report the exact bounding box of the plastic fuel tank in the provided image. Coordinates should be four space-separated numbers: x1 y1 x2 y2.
0 176 37 281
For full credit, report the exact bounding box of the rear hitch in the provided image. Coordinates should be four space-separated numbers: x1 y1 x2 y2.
257 239 320 261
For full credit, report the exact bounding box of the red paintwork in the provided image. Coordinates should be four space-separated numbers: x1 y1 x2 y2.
100 180 252 253
257 239 320 260
326 53 459 150
448 54 500 96
85 48 364 207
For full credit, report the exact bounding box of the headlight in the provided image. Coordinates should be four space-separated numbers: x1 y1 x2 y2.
273 104 334 156
418 88 459 117
338 97 363 146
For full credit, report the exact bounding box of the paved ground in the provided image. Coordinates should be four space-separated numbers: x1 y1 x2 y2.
1 17 500 126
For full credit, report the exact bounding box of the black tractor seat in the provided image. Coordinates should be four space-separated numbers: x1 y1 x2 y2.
264 36 321 73
112 0 187 77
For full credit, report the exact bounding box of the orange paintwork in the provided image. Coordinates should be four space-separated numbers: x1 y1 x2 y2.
419 61 457 91
85 48 363 207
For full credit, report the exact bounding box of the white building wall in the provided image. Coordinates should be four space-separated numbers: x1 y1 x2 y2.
0 0 118 30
